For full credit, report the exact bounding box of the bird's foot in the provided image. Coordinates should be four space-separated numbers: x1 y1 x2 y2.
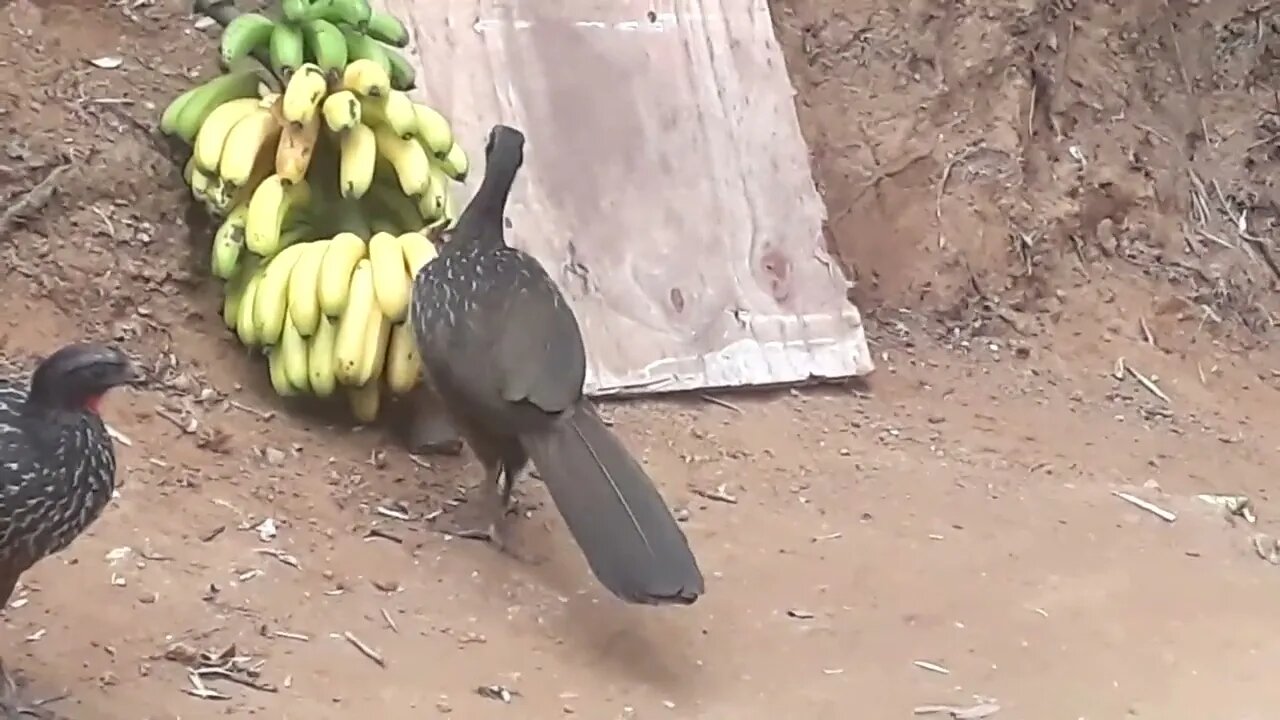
0 661 62 719
433 512 544 565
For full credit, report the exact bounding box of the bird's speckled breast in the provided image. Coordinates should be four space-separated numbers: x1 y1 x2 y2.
0 382 118 571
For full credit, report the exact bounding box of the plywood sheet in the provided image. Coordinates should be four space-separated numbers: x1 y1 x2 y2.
381 0 874 396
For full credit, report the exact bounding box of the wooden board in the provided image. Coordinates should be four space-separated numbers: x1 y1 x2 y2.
381 0 874 396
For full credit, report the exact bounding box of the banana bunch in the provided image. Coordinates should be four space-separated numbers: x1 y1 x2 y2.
221 229 440 422
215 0 418 90
160 0 474 421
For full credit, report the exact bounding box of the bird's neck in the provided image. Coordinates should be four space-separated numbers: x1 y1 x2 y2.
452 151 521 250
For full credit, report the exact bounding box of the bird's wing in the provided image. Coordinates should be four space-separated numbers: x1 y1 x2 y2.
495 253 587 415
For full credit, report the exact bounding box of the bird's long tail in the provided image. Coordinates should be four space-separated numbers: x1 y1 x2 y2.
521 401 704 605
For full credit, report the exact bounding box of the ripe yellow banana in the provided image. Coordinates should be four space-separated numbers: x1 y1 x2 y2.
246 175 313 256
190 166 215 202
334 258 376 385
398 231 438 275
222 255 260 331
384 321 422 394
217 105 281 188
360 91 416 139
193 97 262 174
367 231 411 322
322 89 362 133
281 63 329 127
252 241 311 346
318 232 368 317
237 271 264 346
342 57 391 98
307 314 339 398
357 303 391 386
338 122 377 199
286 239 329 336
412 103 454 158
418 164 449 221
346 380 380 423
279 313 312 392
268 346 299 397
211 204 250 279
372 124 430 196
276 110 321 183
439 141 469 181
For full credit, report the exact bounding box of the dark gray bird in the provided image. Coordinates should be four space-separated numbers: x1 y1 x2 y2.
411 125 704 605
0 343 141 715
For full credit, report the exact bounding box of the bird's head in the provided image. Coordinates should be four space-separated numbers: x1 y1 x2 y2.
28 343 144 414
484 125 525 170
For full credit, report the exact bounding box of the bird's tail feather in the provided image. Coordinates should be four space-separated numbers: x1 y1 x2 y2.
521 402 704 605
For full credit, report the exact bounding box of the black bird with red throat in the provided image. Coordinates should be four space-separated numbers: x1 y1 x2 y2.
410 125 705 605
0 342 141 715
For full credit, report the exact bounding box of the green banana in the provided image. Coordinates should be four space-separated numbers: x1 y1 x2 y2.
165 70 262 145
384 47 416 91
301 17 349 77
341 26 392 76
220 13 278 66
281 0 312 22
269 21 306 78
159 85 201 137
317 0 372 28
366 11 410 47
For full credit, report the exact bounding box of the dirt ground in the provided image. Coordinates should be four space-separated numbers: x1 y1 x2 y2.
2 0 1280 718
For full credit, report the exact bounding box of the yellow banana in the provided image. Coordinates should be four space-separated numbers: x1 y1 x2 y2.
367 231 411 322
338 122 377 199
190 166 214 202
417 164 449 221
360 91 416 139
307 314 339 398
341 57 391 98
345 380 381 423
286 239 329 336
357 303 391 386
318 232 368 316
322 89 362 133
279 313 312 392
281 63 329 127
193 97 262 174
211 204 250 279
384 321 422 394
372 124 430 196
222 255 260 331
268 346 299 397
236 271 264 346
275 110 322 183
252 241 311 346
398 231 438 275
334 259 376 385
218 105 282 187
438 141 469 181
412 103 454 158
246 175 313 256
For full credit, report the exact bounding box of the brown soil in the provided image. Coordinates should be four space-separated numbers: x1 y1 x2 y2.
2 0 1280 718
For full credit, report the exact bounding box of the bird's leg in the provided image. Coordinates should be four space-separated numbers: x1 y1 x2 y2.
434 459 505 542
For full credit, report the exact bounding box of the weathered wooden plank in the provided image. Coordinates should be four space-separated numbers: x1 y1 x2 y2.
382 0 873 396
